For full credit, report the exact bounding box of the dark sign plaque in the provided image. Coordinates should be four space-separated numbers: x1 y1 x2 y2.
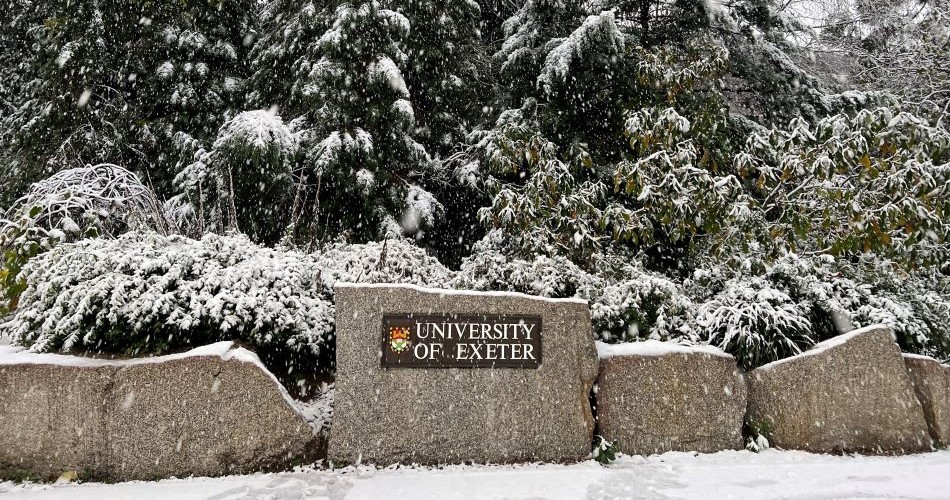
381 314 542 368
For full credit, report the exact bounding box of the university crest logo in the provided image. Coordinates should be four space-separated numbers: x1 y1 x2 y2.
389 326 410 353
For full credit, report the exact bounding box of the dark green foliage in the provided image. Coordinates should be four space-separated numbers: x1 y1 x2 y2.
3 232 336 382
612 0 710 47
247 0 333 115
278 1 441 244
0 0 255 205
593 435 619 464
493 0 585 109
400 0 483 154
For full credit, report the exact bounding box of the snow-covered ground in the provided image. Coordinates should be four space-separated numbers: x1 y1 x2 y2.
3 449 949 500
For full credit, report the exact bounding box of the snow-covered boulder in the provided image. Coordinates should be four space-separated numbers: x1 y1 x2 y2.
746 325 932 454
0 342 322 481
328 284 598 465
903 354 950 446
595 341 746 455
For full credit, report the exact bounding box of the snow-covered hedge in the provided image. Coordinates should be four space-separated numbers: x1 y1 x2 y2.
4 225 947 377
765 254 950 358
593 272 697 343
452 230 605 298
2 231 334 377
317 238 453 288
1 232 459 380
453 232 698 344
697 277 814 370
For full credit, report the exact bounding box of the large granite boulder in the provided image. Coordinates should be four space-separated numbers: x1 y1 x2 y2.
0 342 322 481
746 325 932 454
595 341 746 455
328 284 599 465
903 354 950 446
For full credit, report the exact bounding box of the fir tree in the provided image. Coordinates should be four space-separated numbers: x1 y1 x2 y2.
493 0 586 108
399 0 483 154
0 1 44 121
209 109 298 245
396 0 487 266
0 0 255 204
298 0 440 243
248 0 333 116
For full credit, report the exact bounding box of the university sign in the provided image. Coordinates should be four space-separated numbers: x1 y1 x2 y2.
330 283 596 465
381 314 542 368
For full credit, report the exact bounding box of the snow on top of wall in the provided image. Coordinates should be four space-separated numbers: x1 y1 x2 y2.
758 324 893 370
335 282 589 305
596 340 733 360
0 341 255 368
902 353 947 368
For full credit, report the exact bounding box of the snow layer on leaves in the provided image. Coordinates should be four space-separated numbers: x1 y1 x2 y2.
453 230 604 299
698 276 814 369
454 161 481 188
403 185 442 232
310 129 374 175
356 169 375 194
2 232 333 361
592 271 696 343
538 11 624 94
391 99 415 128
378 7 410 38
368 56 409 97
212 109 297 158
736 106 950 268
453 232 695 343
156 61 174 79
1 164 170 291
4 164 168 240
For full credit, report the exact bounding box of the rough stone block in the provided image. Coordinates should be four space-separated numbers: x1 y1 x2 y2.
903 354 950 446
747 325 931 454
595 341 746 455
328 284 598 465
0 342 321 481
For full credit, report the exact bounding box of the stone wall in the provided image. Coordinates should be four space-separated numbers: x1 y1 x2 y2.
2 311 946 482
593 325 943 457
0 342 322 481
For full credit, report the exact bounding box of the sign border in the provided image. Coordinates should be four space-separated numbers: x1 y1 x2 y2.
380 313 543 369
